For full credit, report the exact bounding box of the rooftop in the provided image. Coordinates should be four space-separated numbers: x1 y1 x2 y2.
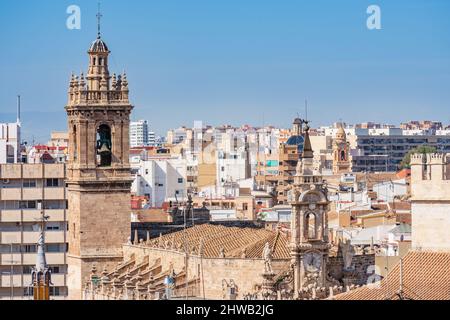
334 250 450 300
146 224 291 259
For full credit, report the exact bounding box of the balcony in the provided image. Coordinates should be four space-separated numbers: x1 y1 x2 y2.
44 187 65 200
44 164 65 178
21 252 65 265
0 209 65 223
0 232 21 244
0 275 22 288
21 210 43 222
22 188 43 201
45 209 65 222
0 210 22 222
22 164 44 179
0 188 21 201
22 231 65 244
0 165 22 179
0 253 21 265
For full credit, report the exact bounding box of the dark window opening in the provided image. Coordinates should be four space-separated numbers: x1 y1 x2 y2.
96 124 112 167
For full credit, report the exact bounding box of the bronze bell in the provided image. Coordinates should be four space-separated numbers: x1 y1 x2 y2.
98 143 111 155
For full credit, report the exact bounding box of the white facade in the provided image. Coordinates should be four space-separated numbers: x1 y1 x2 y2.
132 157 187 207
216 150 250 197
148 131 156 146
372 178 408 202
130 120 149 148
330 190 372 213
0 122 21 164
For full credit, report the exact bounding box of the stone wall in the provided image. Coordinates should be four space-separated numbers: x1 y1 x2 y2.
123 244 289 300
412 203 450 251
328 254 375 286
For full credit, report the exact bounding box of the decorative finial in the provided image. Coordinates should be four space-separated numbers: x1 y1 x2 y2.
96 2 103 39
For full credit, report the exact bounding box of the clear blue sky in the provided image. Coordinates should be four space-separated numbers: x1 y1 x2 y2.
0 0 449 142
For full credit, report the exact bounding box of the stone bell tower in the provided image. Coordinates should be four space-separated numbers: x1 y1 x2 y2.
332 123 351 174
288 121 331 299
65 16 133 299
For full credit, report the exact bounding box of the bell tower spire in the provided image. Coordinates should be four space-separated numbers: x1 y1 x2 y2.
65 9 133 300
288 122 331 299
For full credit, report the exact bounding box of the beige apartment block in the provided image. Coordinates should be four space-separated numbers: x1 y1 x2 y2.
0 163 67 299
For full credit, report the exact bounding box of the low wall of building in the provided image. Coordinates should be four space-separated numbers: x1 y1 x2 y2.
123 244 289 300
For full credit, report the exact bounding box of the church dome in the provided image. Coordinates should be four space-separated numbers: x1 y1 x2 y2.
89 37 109 52
286 135 305 152
293 118 302 125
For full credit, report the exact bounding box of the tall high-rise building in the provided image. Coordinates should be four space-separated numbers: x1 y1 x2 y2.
65 20 133 299
130 120 149 148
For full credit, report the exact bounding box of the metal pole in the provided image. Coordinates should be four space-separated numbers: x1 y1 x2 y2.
184 207 188 299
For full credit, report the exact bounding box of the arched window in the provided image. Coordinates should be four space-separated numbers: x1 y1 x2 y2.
340 150 346 161
72 125 78 162
99 57 103 66
96 124 112 167
93 57 96 66
304 212 316 239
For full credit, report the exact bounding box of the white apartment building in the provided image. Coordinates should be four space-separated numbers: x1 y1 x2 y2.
130 120 150 148
148 131 156 146
0 163 67 299
216 149 251 197
132 157 187 207
0 122 21 164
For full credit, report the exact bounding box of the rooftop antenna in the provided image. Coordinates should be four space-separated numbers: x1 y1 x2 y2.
96 2 103 39
17 95 21 124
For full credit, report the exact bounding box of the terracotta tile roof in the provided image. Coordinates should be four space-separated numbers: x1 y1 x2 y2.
334 250 450 300
148 224 291 259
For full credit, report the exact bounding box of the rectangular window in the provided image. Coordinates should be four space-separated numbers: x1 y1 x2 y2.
47 244 61 252
50 287 60 296
24 245 37 253
23 266 33 274
178 178 183 184
242 203 248 211
19 201 37 209
46 225 60 231
23 179 37 188
46 179 59 187
49 266 60 274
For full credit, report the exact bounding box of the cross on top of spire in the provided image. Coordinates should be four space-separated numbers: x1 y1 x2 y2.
96 2 103 39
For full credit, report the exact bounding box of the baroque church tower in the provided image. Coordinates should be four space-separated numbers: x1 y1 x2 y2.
288 120 331 299
65 15 133 299
332 124 351 174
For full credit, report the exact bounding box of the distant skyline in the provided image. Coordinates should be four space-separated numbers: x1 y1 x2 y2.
1 0 449 143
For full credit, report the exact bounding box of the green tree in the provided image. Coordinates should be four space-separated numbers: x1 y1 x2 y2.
400 145 437 169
